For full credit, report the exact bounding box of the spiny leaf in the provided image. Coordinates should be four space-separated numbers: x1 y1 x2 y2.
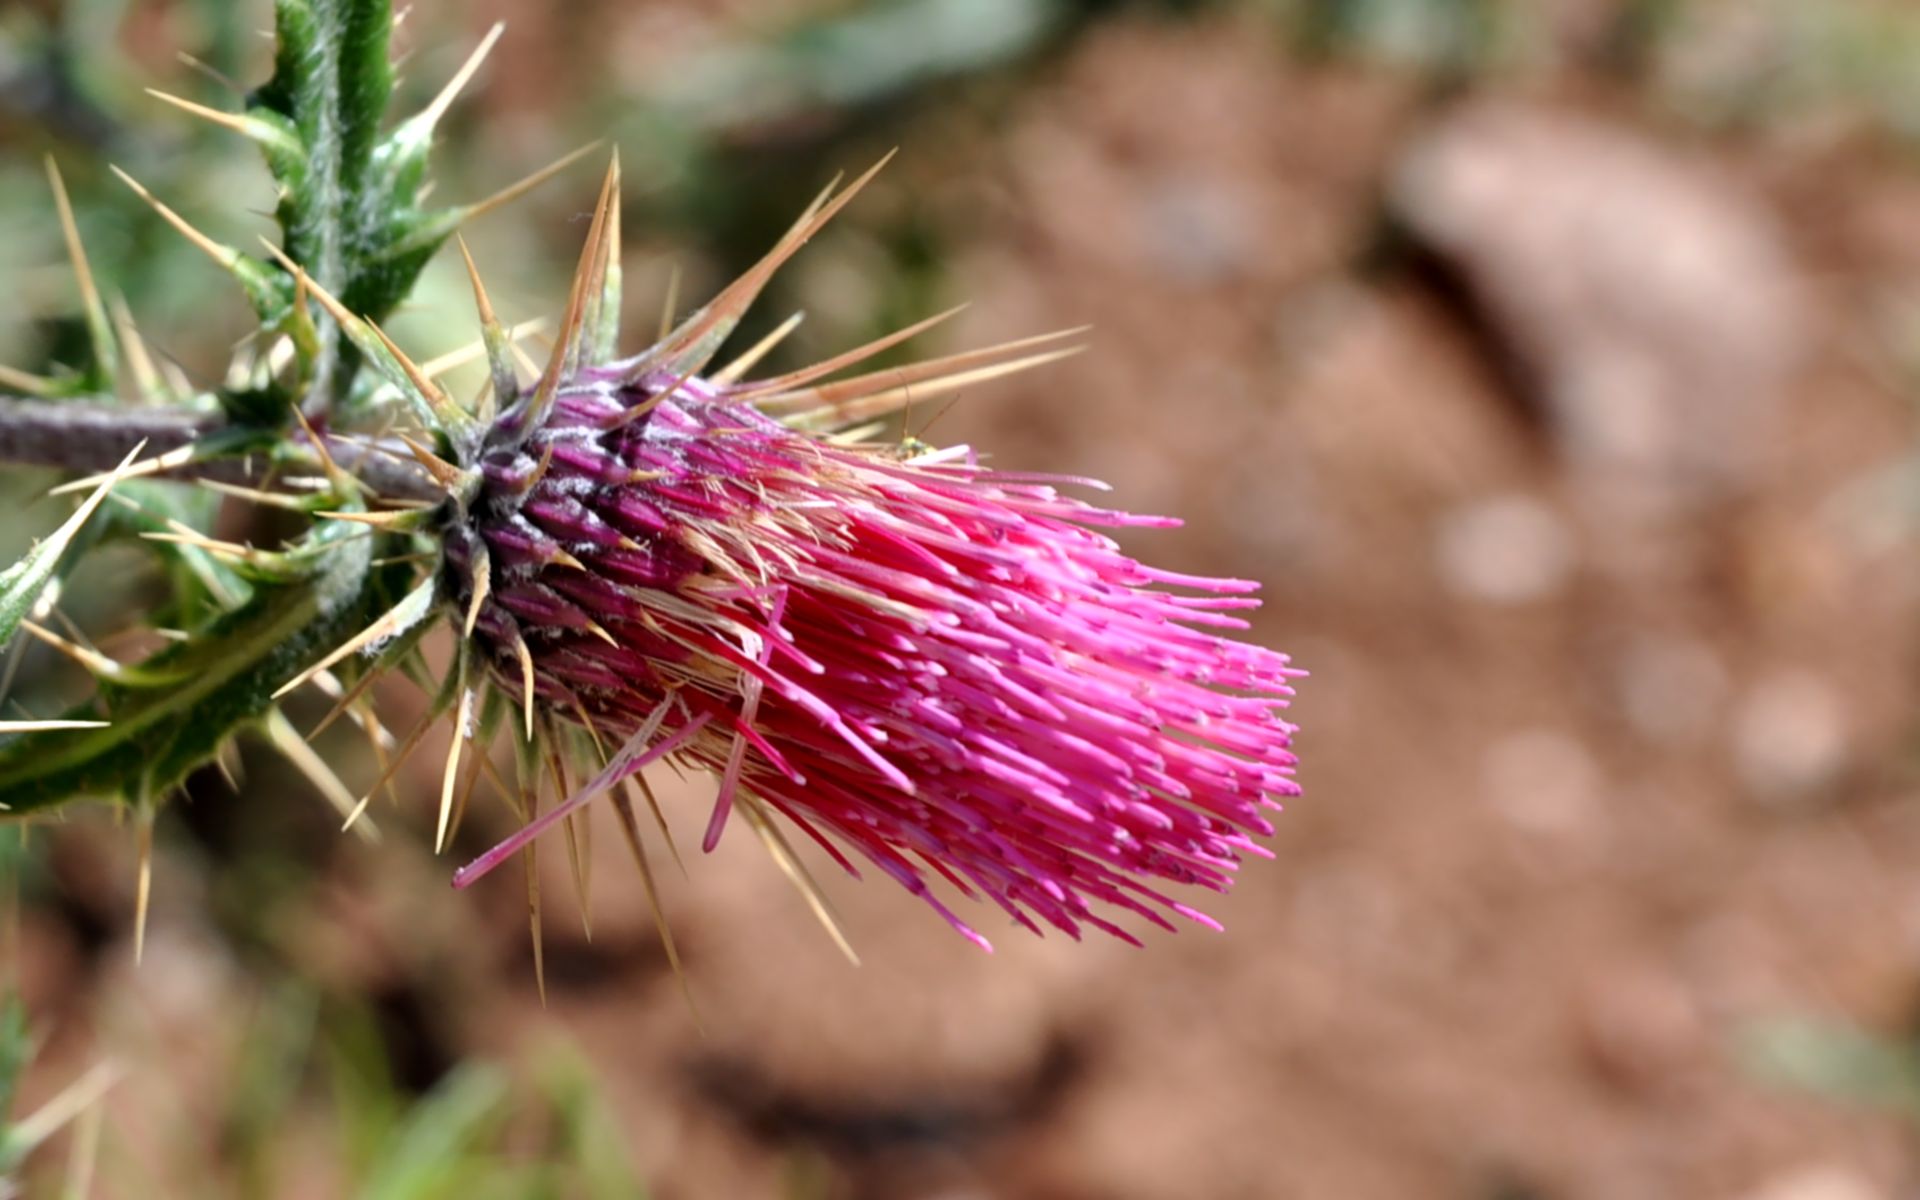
0 525 408 811
237 2 580 412
248 0 393 300
0 444 142 654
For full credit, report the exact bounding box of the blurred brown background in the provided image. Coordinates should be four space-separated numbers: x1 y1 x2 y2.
3 0 1919 1196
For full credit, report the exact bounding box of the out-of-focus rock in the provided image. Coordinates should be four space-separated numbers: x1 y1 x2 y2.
1391 104 1806 517
1482 728 1604 839
1433 493 1576 603
1614 631 1729 748
1575 963 1706 1094
1739 1165 1887 1200
1732 669 1850 805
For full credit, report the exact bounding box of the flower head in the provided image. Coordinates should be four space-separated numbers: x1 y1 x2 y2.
316 155 1300 950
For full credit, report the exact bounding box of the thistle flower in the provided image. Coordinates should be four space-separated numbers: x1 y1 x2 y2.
290 155 1301 952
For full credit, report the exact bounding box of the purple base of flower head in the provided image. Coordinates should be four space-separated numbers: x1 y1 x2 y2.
455 369 1301 948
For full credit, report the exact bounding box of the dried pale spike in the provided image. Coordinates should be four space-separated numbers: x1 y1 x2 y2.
508 340 542 382
367 320 477 438
213 739 244 793
372 322 456 410
395 432 466 490
272 574 436 700
631 769 685 876
62 1073 105 1200
711 312 806 385
371 550 438 568
287 403 353 491
360 700 401 810
576 148 622 373
256 242 423 420
568 700 613 763
50 443 189 496
475 746 518 810
109 165 246 271
45 616 149 689
773 169 846 253
0 364 55 397
420 317 546 381
410 22 503 135
486 639 529 746
462 541 492 638
657 263 681 342
738 304 966 396
309 510 426 532
453 237 521 413
446 711 493 846
454 140 602 227
0 719 106 733
19 619 121 679
526 828 547 1008
342 697 443 832
788 345 1087 429
738 795 860 966
132 807 153 965
45 158 115 379
594 153 623 360
158 356 194 399
9 1061 120 1162
824 421 889 446
546 746 593 940
436 672 474 854
507 730 552 1007
108 294 163 400
650 152 896 376
753 325 1087 407
309 671 400 750
488 440 556 499
603 364 698 432
610 783 699 1024
143 88 296 150
264 707 379 842
140 531 262 571
175 49 239 91
196 478 318 512
529 153 620 427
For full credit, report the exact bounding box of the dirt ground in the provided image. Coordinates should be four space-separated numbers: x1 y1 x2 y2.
14 3 1920 1198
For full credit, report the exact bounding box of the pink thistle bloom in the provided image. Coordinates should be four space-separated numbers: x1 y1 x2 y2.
434 159 1301 949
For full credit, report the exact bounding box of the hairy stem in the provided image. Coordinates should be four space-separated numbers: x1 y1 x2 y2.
0 398 438 501
0 400 210 469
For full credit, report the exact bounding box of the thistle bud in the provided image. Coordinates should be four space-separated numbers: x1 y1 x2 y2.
431 158 1302 948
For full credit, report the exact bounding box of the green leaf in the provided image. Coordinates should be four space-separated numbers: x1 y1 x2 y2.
243 1 529 413
359 1066 511 1200
249 0 393 300
245 0 394 403
0 524 414 809
1741 1016 1920 1119
0 448 136 653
